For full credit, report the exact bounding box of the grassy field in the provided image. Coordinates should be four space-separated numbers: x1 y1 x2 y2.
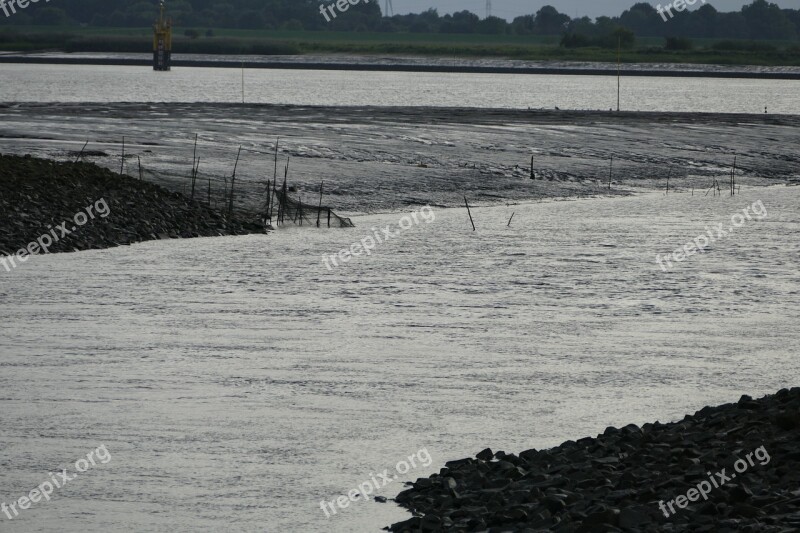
1 26 799 66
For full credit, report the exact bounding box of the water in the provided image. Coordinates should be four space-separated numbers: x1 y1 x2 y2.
1 187 798 532
1 63 799 113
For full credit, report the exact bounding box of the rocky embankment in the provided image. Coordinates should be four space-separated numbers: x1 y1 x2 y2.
0 154 263 256
389 389 800 532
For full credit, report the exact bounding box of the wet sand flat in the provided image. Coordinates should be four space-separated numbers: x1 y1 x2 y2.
1 103 798 215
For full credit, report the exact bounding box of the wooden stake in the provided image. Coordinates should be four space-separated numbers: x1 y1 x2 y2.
710 178 720 197
270 137 279 220
75 140 88 163
616 36 621 112
229 145 242 218
282 156 290 224
507 212 515 227
190 133 198 200
192 160 200 201
316 180 324 227
119 136 125 176
275 182 281 224
297 193 303 226
191 159 200 201
137 155 143 181
464 196 476 231
271 181 278 222
608 156 613 190
264 180 272 222
278 175 288 224
666 166 672 195
274 137 279 182
530 155 534 179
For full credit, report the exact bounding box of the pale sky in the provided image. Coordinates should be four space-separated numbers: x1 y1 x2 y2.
386 0 800 19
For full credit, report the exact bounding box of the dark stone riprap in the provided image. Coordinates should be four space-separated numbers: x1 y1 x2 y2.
388 388 800 532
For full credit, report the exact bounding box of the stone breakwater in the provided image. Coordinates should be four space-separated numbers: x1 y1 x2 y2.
0 154 263 257
389 388 800 532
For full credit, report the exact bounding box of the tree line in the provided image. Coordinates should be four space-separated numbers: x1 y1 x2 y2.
2 0 799 42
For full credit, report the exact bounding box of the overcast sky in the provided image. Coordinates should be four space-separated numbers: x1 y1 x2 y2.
387 0 800 19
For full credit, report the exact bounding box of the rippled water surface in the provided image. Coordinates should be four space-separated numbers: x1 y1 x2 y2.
1 187 798 532
1 63 800 113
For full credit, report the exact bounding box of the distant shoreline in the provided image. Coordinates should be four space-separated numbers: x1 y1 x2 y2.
2 55 800 80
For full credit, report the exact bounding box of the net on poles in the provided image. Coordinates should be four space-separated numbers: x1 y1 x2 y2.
265 187 354 228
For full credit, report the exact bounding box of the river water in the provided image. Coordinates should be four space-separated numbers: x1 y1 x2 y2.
1 63 800 113
1 185 798 532
1 61 799 531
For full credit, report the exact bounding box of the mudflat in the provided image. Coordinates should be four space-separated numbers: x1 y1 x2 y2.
1 103 798 216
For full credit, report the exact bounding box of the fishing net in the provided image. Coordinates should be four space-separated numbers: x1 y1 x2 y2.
264 187 354 228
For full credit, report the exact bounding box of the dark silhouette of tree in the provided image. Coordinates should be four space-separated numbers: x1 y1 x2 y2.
619 3 661 37
0 0 798 46
532 6 570 35
441 11 480 34
742 0 797 39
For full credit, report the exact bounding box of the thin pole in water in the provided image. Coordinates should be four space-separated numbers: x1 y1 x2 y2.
270 138 279 221
75 140 88 164
241 62 245 104
229 145 242 218
192 159 200 200
507 212 515 227
120 136 125 176
666 166 672 195
464 196 476 231
190 133 198 200
264 180 272 222
298 193 303 226
316 180 324 227
273 138 279 182
616 36 621 112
